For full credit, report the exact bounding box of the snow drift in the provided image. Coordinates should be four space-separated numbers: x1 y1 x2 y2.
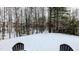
0 33 79 51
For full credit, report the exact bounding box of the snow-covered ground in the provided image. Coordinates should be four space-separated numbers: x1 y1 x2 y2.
0 33 79 51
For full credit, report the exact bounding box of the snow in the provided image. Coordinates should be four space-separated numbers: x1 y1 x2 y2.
0 33 79 51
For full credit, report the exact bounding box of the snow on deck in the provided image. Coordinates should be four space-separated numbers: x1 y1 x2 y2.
0 33 79 51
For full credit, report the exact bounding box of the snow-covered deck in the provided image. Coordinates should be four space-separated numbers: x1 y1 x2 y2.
0 33 79 51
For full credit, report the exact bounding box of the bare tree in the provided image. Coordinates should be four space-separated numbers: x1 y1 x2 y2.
14 7 20 37
2 7 5 40
8 7 12 38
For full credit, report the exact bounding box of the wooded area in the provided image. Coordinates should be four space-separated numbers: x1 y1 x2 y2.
0 7 79 40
